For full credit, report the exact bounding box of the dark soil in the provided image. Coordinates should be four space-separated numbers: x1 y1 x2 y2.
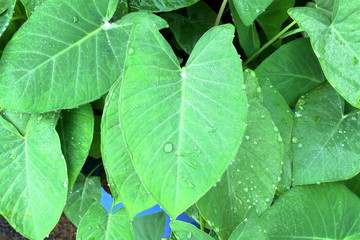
0 214 76 240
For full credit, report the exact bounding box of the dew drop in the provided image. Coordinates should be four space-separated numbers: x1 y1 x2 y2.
291 137 298 143
181 72 187 78
256 86 262 93
297 143 303 148
128 48 134 55
245 135 251 140
277 136 283 142
163 142 173 153
243 187 249 192
273 126 278 132
187 232 192 239
63 182 68 188
265 198 270 202
72 15 79 23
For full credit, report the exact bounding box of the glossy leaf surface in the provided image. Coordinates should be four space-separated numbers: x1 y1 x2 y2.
20 0 46 16
171 221 214 240
64 174 101 227
0 0 15 37
76 202 134 240
230 0 273 26
0 112 67 239
289 1 360 107
129 0 200 12
292 84 360 185
119 23 247 218
57 104 94 188
261 183 360 239
255 38 326 107
197 70 282 239
133 212 166 240
102 80 156 218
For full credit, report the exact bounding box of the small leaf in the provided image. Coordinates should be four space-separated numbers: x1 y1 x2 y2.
230 0 273 26
261 183 360 239
0 112 67 239
76 202 134 240
171 221 214 240
133 212 166 240
64 173 101 227
57 104 94 188
129 0 200 12
289 1 360 107
292 84 360 185
255 38 326 107
196 70 283 239
119 23 247 218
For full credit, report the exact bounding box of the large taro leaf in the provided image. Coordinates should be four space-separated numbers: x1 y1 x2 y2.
64 173 101 227
230 0 273 26
102 80 156 218
171 221 215 240
76 201 134 240
288 1 360 108
0 111 68 240
0 0 165 113
255 38 326 107
259 79 293 193
292 84 360 185
118 23 247 219
161 1 217 54
132 212 166 240
261 183 360 239
196 70 283 239
128 0 200 12
0 0 15 37
57 104 94 189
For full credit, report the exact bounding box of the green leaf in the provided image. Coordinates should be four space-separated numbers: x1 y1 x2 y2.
292 84 360 185
89 115 102 159
0 112 67 240
259 79 294 193
230 0 273 26
76 202 135 240
171 221 215 240
255 38 326 107
20 0 46 16
344 174 360 198
0 0 15 37
102 80 156 218
133 212 166 240
256 0 295 46
161 1 216 54
261 183 360 240
229 0 260 57
57 104 94 189
288 1 360 108
128 0 200 12
0 0 163 112
119 23 247 218
64 173 101 227
228 209 268 240
196 70 283 239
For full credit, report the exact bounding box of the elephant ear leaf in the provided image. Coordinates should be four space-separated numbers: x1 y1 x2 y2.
117 22 247 219
289 1 360 108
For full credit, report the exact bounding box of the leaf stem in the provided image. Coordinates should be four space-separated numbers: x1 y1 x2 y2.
200 214 205 231
214 0 228 26
279 28 303 39
243 20 297 67
86 162 103 178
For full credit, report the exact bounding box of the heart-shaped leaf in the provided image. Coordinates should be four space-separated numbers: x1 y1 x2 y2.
118 23 247 218
292 84 360 185
230 0 273 26
289 1 360 107
128 0 200 12
0 111 67 239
